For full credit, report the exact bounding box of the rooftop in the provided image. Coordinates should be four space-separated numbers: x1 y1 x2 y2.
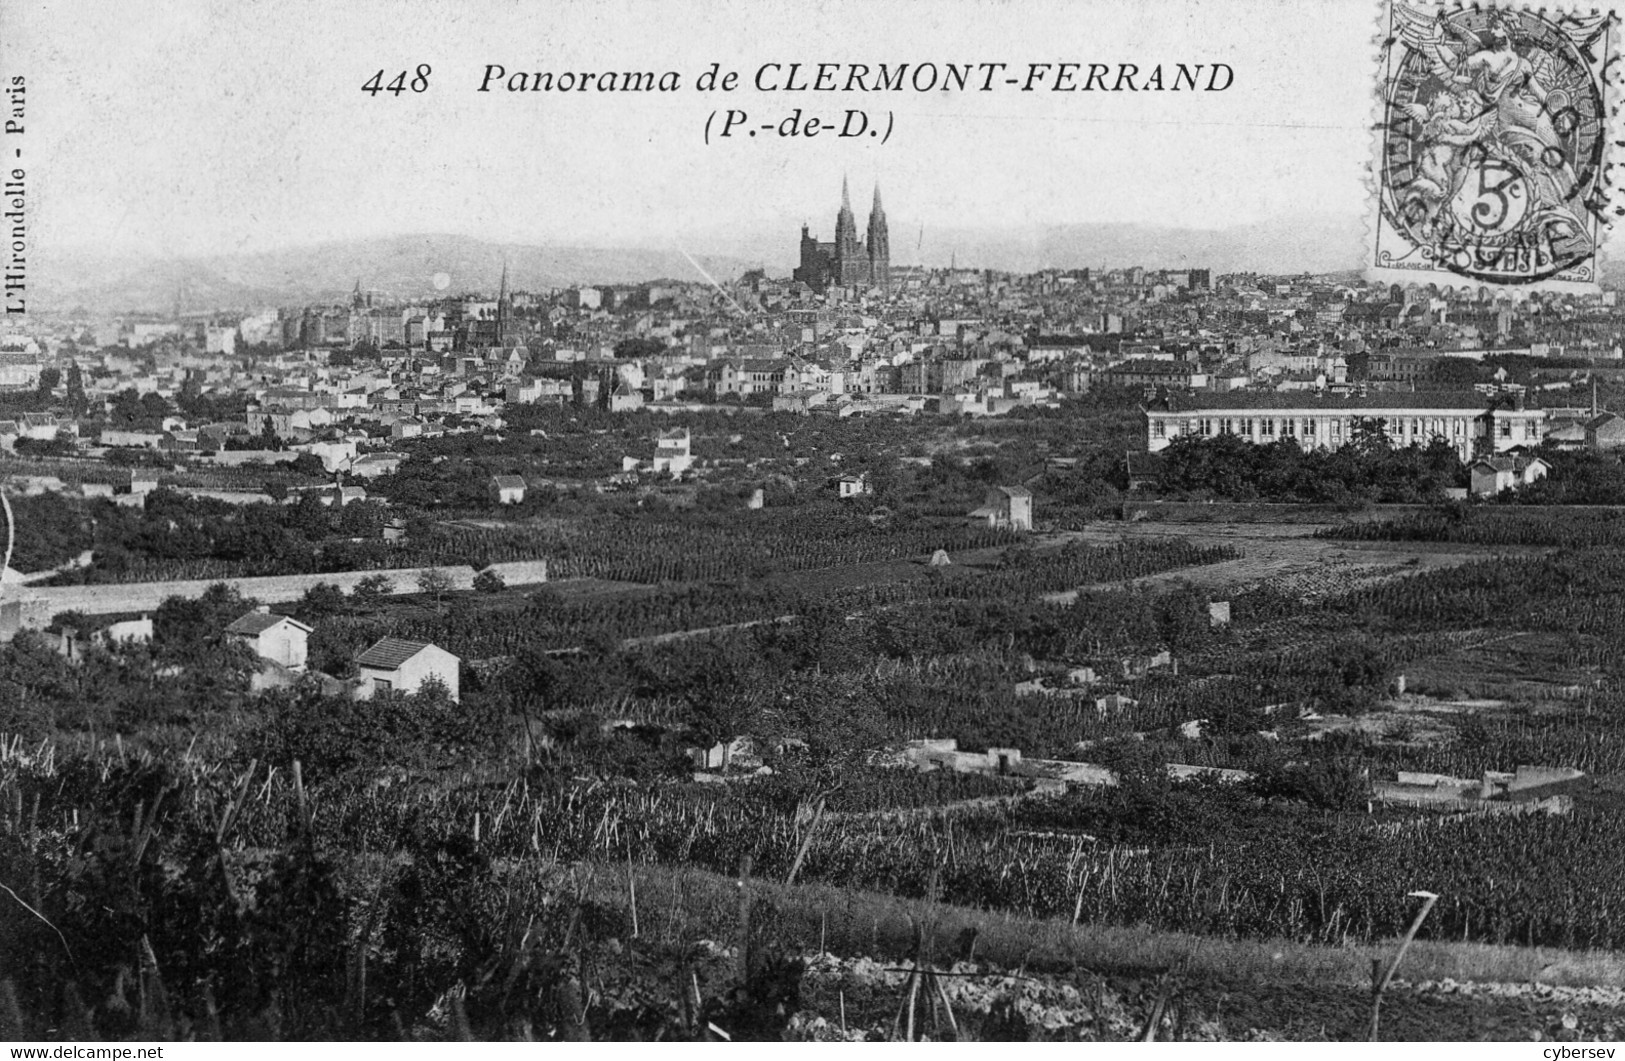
1107 358 1197 374
1150 391 1542 413
225 611 311 637
356 636 439 671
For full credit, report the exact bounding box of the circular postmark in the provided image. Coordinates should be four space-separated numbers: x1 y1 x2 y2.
1381 6 1609 284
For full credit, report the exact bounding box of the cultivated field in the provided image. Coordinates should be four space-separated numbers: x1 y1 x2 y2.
1045 519 1546 602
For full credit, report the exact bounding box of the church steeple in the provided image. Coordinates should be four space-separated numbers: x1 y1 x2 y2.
795 176 894 294
867 183 890 292
496 260 511 345
835 176 858 248
834 175 862 286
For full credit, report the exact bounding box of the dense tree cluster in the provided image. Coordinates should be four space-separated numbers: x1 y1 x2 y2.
31 489 397 582
1503 448 1625 505
1154 426 1464 503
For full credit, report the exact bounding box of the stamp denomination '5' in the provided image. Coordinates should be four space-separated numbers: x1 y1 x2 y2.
1370 2 1616 292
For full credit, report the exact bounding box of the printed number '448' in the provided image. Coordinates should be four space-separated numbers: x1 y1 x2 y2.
363 65 431 95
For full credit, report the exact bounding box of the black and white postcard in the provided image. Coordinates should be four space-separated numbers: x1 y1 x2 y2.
1 0 1624 1047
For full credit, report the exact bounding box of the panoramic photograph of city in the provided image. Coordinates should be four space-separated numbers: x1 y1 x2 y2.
6 0 1625 1047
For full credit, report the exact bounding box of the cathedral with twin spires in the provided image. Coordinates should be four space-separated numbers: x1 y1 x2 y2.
792 177 889 293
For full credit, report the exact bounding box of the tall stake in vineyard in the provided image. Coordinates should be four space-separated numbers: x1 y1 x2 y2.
1370 891 1439 1042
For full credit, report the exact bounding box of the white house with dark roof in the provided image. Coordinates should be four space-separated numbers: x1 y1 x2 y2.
1585 411 1625 452
21 412 60 441
349 452 407 479
354 636 460 702
225 607 312 670
609 381 645 413
491 474 527 504
653 428 693 476
1469 454 1549 498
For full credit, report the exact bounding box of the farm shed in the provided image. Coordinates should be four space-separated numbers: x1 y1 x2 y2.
491 474 527 504
1469 455 1549 497
225 608 312 671
354 637 461 702
968 486 1033 531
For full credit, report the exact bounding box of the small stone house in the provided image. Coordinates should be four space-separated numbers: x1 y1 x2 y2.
1121 648 1173 678
653 429 693 476
968 485 1033 531
225 607 313 671
354 636 461 702
1469 455 1549 498
1094 692 1139 719
491 474 527 505
609 382 645 412
1585 411 1625 452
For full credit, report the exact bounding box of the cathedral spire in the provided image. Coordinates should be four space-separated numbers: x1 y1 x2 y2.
867 182 890 292
798 176 890 294
834 175 860 285
496 260 510 345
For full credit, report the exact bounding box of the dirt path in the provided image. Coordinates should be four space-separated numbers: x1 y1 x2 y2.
1041 522 1531 603
623 615 797 648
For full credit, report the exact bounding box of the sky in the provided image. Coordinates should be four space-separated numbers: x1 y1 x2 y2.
2 0 1466 262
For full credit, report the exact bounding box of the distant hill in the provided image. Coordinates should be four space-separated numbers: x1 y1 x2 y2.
32 235 760 314
680 213 1371 277
894 215 1368 276
34 215 1377 314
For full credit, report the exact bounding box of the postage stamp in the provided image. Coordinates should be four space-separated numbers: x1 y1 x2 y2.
1368 1 1618 293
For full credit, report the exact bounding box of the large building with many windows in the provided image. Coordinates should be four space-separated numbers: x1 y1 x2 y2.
1143 392 1547 463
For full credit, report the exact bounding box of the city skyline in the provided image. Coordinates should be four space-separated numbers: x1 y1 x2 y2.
27 213 1366 316
7 1 1625 1043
